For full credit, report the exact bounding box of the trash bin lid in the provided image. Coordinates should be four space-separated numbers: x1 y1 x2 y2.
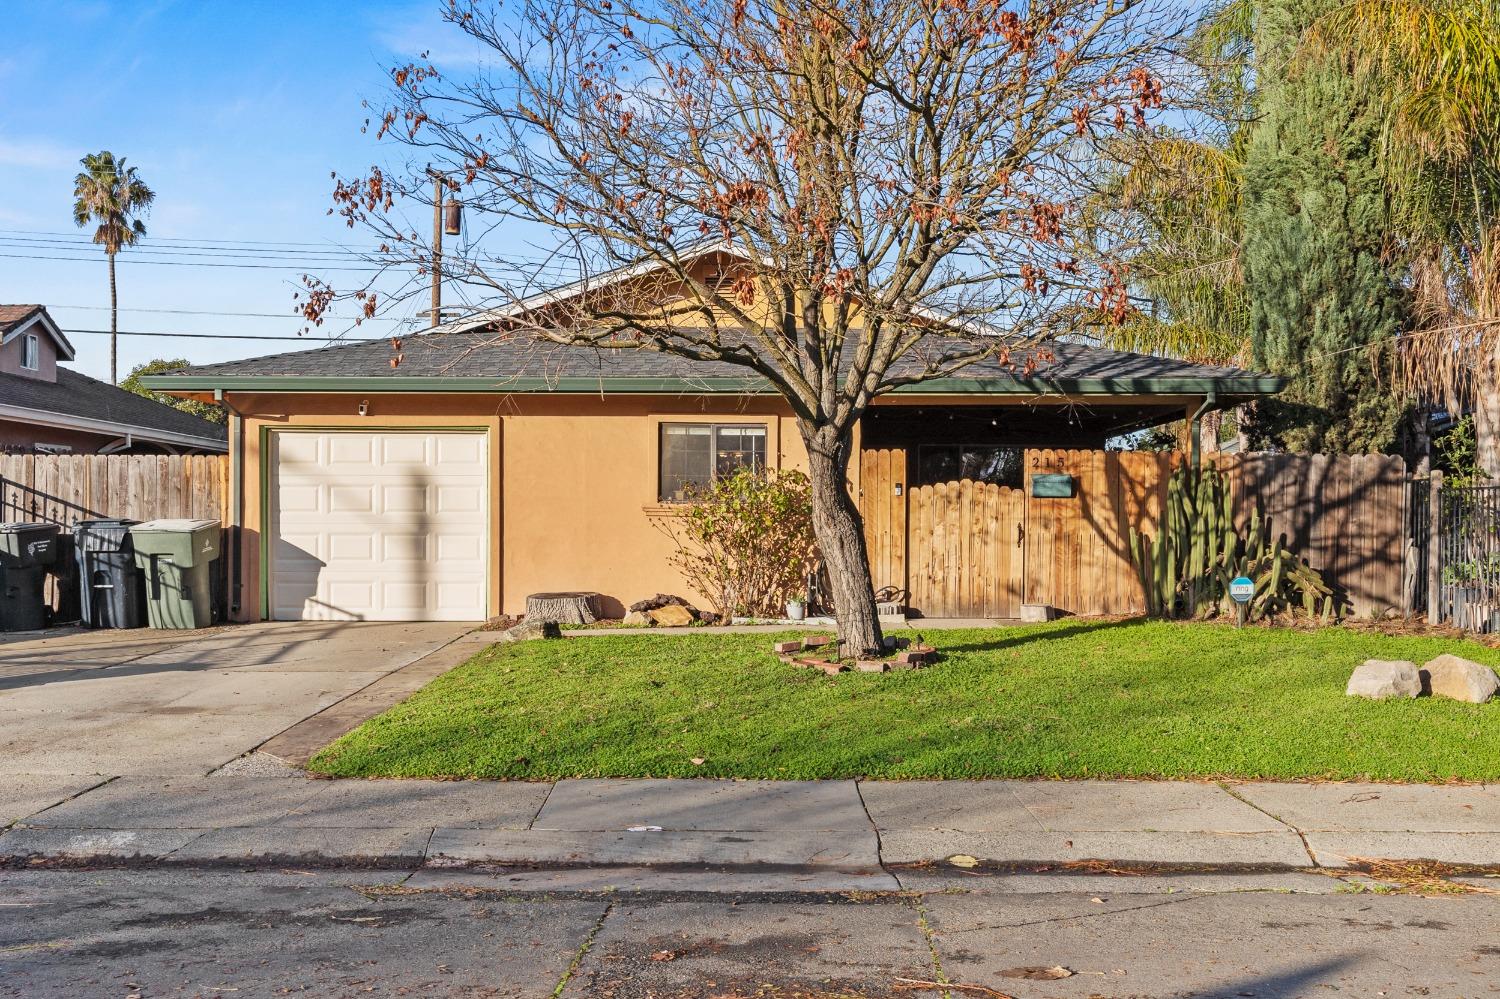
130 518 221 534
0 522 58 534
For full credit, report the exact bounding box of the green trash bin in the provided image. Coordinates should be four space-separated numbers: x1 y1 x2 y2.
127 519 222 629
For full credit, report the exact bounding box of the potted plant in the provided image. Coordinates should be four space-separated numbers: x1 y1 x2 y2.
785 596 807 621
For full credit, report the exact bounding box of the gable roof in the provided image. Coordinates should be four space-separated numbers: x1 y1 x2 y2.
141 327 1282 398
0 365 228 450
0 305 75 360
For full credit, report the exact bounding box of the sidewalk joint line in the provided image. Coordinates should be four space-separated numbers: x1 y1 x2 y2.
1217 783 1318 867
529 781 560 830
4 775 118 831
551 900 613 997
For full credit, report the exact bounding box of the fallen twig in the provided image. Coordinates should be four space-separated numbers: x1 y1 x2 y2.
893 977 1017 998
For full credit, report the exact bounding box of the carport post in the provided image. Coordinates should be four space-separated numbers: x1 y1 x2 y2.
1186 391 1216 468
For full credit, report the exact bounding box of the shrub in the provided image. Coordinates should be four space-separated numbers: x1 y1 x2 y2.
666 468 819 617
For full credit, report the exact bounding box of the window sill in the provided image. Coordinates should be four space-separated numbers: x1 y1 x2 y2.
643 503 694 517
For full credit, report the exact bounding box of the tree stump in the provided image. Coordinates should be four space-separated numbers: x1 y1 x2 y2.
525 591 601 625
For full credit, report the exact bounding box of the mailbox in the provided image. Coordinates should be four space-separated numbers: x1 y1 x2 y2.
1031 473 1076 498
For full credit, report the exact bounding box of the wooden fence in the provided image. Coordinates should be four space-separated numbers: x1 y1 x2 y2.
860 448 1409 620
0 453 229 526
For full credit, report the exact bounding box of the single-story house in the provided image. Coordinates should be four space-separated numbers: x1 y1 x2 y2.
143 250 1280 623
0 305 228 456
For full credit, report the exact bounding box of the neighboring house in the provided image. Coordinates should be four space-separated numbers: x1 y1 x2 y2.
0 305 228 456
143 249 1281 624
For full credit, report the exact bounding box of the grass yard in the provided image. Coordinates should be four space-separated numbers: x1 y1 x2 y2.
308 619 1500 782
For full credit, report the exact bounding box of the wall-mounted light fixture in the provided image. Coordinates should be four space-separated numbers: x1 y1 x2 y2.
358 399 370 417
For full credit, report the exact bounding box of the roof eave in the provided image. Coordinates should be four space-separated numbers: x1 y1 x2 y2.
139 373 1286 397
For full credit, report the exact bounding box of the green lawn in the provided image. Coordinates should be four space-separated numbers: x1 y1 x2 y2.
307 619 1500 782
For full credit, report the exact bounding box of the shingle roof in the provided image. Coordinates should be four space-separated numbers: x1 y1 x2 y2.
146 329 1278 396
0 305 44 333
0 366 228 445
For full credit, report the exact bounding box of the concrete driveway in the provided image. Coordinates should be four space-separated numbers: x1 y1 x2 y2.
0 621 471 811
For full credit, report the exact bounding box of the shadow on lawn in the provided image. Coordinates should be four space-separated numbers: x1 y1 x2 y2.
934 616 1146 654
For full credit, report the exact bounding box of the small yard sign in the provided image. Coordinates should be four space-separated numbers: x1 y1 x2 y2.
1229 575 1254 628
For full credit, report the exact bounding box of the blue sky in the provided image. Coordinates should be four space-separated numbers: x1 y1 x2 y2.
0 0 504 382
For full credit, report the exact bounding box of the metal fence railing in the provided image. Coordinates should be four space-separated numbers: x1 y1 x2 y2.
1435 483 1500 632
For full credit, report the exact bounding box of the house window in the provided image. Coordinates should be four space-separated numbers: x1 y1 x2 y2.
915 445 1023 488
659 423 768 501
21 334 39 371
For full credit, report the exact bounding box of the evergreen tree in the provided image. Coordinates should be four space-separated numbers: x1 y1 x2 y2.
1242 0 1411 453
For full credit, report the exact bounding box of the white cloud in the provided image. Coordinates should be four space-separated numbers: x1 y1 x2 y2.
371 2 490 69
0 137 78 171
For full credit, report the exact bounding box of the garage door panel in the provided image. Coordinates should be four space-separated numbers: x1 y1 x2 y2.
381 486 428 513
436 434 485 464
270 431 488 622
329 485 376 513
277 485 323 514
329 436 376 465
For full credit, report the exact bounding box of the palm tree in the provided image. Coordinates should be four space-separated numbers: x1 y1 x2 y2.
73 151 155 384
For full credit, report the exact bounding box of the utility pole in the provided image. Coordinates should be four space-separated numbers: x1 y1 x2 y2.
427 168 463 329
430 170 444 328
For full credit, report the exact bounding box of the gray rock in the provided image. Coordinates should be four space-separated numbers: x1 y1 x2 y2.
1423 654 1500 704
496 620 562 644
1346 659 1422 700
621 610 655 627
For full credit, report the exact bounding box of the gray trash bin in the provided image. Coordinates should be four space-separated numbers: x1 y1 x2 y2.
128 519 222 630
0 522 59 632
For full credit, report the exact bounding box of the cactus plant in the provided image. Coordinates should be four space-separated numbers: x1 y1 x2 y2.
1129 464 1340 622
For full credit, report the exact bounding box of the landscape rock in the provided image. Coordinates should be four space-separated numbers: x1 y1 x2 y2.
622 610 655 628
1346 659 1422 700
1423 654 1500 704
496 620 562 643
628 593 695 614
647 604 696 627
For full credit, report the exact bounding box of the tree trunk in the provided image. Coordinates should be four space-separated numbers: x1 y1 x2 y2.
802 423 883 656
108 252 118 385
1475 343 1500 479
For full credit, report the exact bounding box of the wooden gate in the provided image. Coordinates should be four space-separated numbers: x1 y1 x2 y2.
907 480 1025 617
858 448 908 598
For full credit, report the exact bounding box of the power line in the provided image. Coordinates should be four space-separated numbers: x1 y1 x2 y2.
0 227 377 250
0 251 387 272
60 326 392 343
48 303 408 321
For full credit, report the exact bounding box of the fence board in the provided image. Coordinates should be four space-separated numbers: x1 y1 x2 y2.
0 454 229 527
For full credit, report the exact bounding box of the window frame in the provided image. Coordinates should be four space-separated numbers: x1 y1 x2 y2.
20 334 40 371
657 420 770 502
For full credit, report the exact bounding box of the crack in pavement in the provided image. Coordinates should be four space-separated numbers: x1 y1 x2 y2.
551 900 614 997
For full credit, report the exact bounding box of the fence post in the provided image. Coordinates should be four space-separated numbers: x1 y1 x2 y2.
1427 470 1443 625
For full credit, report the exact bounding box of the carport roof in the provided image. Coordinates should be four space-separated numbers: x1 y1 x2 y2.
142 328 1282 398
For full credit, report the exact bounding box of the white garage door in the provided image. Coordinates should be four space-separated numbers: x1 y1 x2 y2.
269 430 489 621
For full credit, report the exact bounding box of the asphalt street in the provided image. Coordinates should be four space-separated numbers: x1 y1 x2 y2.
3 869 1498 998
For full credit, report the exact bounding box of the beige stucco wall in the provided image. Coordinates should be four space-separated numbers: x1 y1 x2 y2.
225 389 1204 622
228 391 824 621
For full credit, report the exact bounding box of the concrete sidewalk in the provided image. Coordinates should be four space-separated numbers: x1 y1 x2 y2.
5 776 1499 888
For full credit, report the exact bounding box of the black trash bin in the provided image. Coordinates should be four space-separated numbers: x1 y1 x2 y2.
74 519 147 629
0 522 59 632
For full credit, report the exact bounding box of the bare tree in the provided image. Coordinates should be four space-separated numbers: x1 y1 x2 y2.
310 0 1184 652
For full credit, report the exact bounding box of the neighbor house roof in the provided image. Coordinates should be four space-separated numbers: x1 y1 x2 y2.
0 304 75 360
0 366 229 451
141 328 1282 398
